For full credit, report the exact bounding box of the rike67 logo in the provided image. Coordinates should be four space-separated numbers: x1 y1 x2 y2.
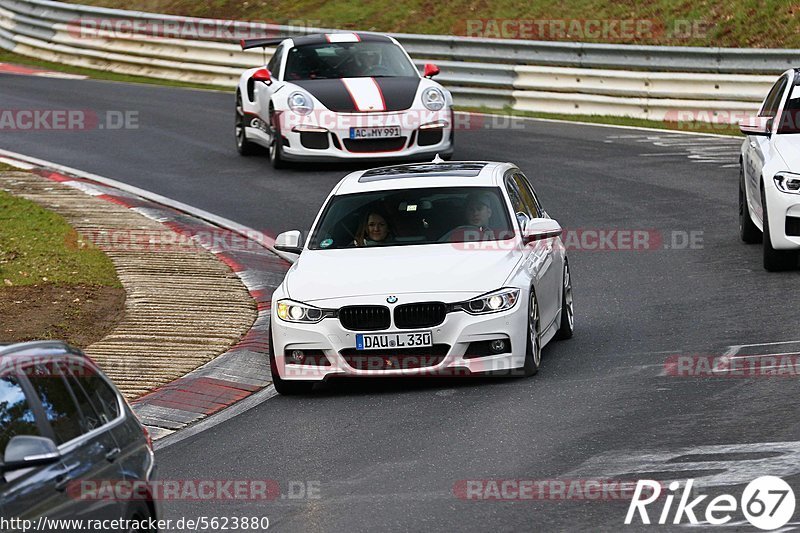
626 476 795 530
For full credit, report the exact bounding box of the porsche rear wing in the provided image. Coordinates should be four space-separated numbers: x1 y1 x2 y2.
240 37 285 50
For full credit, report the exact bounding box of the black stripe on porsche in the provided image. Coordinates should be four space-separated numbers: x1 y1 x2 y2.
373 77 419 111
294 76 420 113
293 79 358 112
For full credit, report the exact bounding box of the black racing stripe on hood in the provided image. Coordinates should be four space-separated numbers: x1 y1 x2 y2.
374 77 420 111
293 79 357 112
293 77 421 113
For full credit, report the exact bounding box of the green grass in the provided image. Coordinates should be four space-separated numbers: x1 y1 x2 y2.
76 0 796 48
0 50 224 92
457 106 742 137
0 190 122 287
0 163 16 171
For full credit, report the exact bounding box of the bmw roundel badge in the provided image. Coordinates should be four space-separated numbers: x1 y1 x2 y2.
387 296 398 304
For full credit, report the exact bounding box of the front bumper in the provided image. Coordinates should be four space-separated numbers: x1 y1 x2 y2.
764 176 800 249
271 293 529 381
249 107 454 161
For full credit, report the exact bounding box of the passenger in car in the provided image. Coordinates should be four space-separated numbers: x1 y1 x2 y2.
464 192 494 231
353 211 394 246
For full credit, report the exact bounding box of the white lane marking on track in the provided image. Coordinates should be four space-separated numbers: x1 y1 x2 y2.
567 441 800 489
155 385 278 450
605 133 741 167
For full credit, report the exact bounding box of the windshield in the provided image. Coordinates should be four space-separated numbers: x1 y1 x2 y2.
778 84 800 134
284 42 418 80
308 187 514 250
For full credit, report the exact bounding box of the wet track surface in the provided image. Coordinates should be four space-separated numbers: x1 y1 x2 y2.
2 74 799 531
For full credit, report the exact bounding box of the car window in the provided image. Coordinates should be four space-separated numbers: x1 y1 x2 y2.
63 362 120 426
26 365 84 445
777 84 800 134
309 186 514 249
0 376 40 455
61 364 103 433
284 41 418 80
505 177 531 220
512 173 542 218
267 44 283 78
759 76 788 118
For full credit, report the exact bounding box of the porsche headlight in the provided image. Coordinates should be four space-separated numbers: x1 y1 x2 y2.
276 300 328 323
456 288 520 315
421 87 445 111
288 92 314 115
774 172 800 194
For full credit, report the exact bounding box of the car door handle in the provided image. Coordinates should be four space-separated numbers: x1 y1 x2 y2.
105 447 121 462
54 474 71 492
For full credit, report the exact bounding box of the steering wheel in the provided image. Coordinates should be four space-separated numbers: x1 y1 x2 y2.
368 66 393 76
438 225 484 242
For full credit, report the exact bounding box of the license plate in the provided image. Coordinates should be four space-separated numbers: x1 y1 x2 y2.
349 126 401 139
356 331 432 350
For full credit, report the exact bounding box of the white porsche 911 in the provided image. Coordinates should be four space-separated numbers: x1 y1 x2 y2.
739 68 800 270
235 32 454 168
268 160 574 394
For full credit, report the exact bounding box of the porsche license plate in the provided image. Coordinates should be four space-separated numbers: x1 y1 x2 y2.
356 331 432 351
349 126 401 139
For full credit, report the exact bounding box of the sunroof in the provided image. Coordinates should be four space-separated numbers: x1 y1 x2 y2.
358 162 487 182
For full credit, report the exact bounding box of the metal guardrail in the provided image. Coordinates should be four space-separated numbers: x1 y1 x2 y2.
1 0 793 122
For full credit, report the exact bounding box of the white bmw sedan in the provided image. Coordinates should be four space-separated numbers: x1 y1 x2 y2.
740 68 800 270
269 160 574 394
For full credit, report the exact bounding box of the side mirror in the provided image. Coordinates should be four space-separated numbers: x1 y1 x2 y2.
423 63 440 79
739 116 772 137
522 218 562 245
515 212 531 231
2 436 60 473
252 68 272 84
275 230 303 255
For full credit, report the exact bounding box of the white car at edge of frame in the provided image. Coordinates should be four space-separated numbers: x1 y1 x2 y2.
236 32 454 168
268 160 574 395
739 68 800 271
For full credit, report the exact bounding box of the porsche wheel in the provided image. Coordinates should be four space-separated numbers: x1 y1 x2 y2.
268 107 288 169
235 91 260 156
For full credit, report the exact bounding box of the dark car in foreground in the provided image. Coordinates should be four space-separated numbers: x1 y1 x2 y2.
0 341 158 531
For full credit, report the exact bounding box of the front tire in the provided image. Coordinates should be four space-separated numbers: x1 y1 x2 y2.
521 290 541 377
555 261 574 340
739 165 761 244
269 329 314 395
762 183 797 271
235 91 260 156
268 108 288 169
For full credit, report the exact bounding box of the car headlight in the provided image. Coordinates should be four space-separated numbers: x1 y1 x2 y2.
288 92 313 115
276 299 330 323
421 87 445 111
453 288 520 315
774 172 800 194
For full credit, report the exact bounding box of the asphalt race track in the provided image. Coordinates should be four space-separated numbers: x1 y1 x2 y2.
3 74 800 531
